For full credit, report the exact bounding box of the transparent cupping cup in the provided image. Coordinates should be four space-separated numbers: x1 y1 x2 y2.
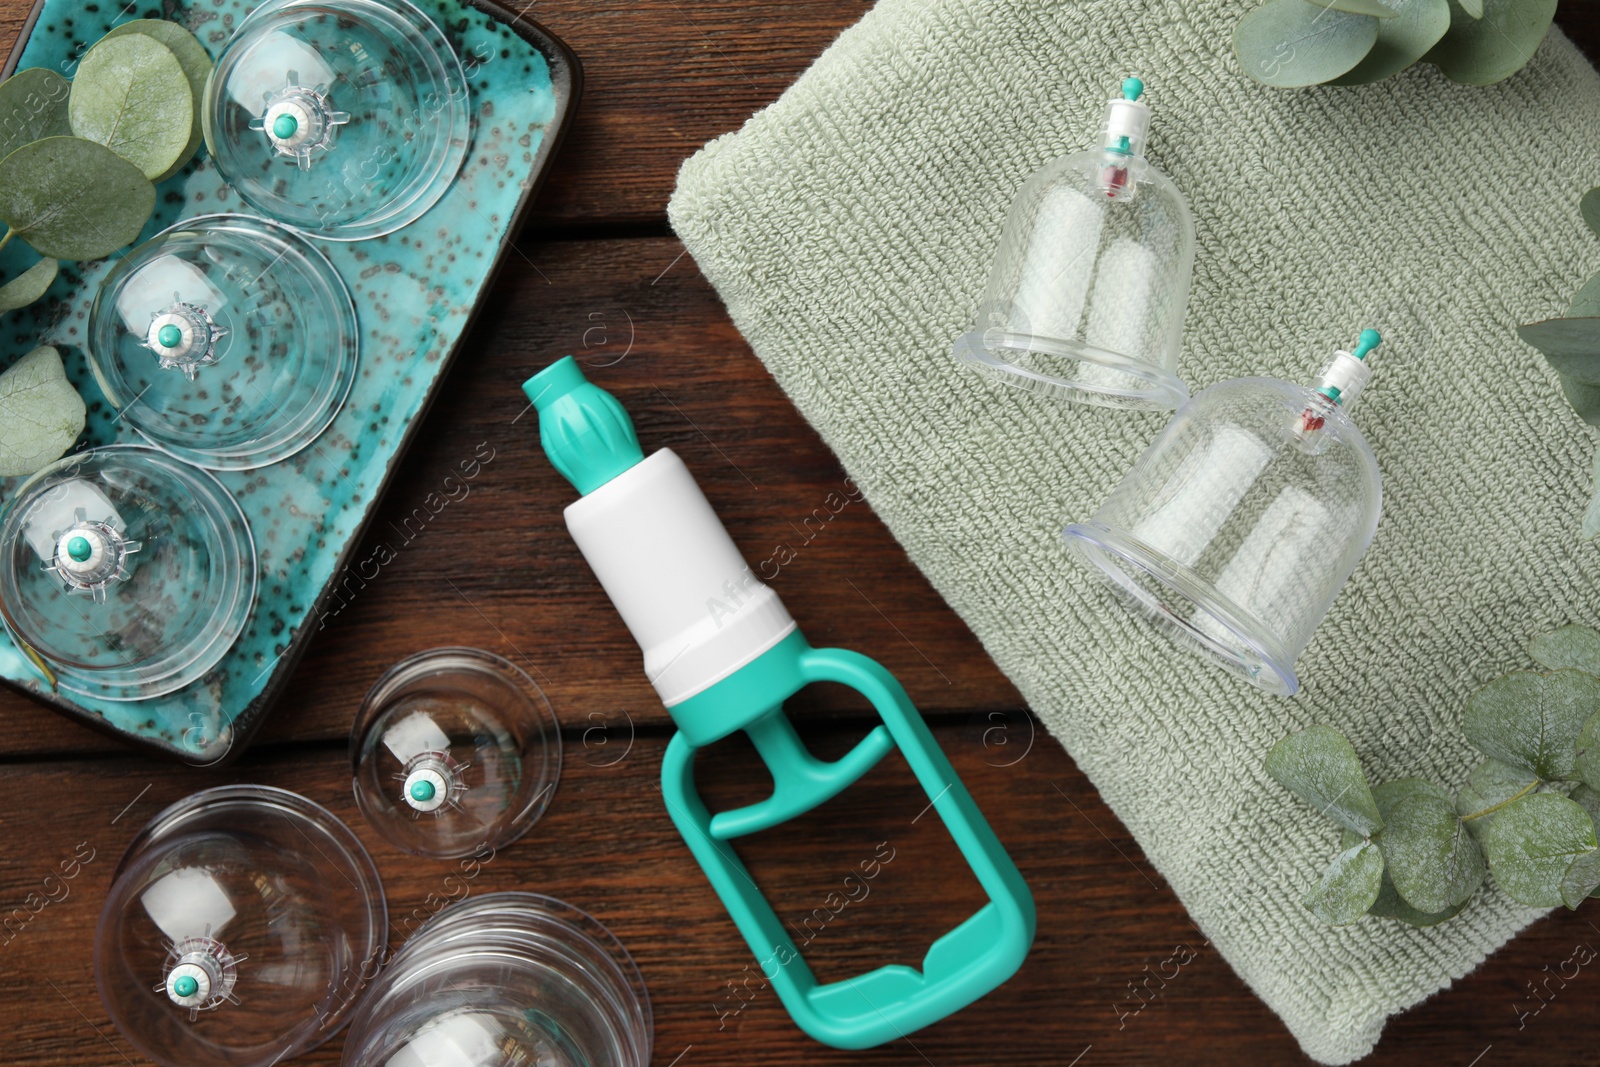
341 892 653 1067
0 445 256 700
1064 338 1384 695
352 647 562 859
87 214 359 469
203 0 471 240
95 786 387 1067
955 79 1195 410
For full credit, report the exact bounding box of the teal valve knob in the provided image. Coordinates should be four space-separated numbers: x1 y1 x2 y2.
1352 328 1381 361
522 357 644 495
172 975 199 998
1122 75 1144 101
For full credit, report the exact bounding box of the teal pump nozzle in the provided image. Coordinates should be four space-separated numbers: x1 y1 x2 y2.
524 356 644 494
522 358 1035 1050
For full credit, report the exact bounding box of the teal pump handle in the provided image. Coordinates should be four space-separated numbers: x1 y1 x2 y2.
523 358 1036 1049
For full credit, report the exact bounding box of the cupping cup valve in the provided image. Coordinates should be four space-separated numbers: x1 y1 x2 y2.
1065 330 1386 695
954 77 1196 410
95 786 386 1067
522 358 1035 1049
203 0 470 240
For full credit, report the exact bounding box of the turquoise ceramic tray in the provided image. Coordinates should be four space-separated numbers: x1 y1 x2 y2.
0 0 579 762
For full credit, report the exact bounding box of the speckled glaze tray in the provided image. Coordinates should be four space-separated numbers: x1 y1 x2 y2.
0 0 579 762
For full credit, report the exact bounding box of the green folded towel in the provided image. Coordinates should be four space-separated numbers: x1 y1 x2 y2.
668 2 1600 1061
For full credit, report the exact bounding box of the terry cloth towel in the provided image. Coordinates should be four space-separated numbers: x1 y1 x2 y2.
668 1 1600 1062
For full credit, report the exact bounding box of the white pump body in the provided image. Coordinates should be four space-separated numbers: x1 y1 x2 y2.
562 449 797 707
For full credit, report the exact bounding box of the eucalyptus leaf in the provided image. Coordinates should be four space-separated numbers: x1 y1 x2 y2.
1373 777 1451 816
1368 871 1469 925
103 19 211 182
1327 0 1450 83
1582 188 1600 241
1425 0 1556 85
1515 317 1600 386
0 345 85 476
1586 446 1600 540
1557 375 1600 428
1456 757 1540 839
1266 725 1384 835
1559 838 1600 906
1463 670 1599 780
1568 270 1600 318
1531 625 1600 676
1375 790 1485 911
68 34 192 180
1571 785 1600 899
0 68 71 164
0 136 154 260
1577 710 1600 792
1304 840 1384 924
0 257 57 312
1457 0 1482 16
1342 823 1468 924
1234 0 1381 88
1480 792 1597 907
1322 0 1399 16
1562 276 1600 426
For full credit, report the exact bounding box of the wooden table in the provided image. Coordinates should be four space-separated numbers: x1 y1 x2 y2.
4 3 1600 1064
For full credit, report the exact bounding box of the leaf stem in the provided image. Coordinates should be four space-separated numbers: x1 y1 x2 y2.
1460 779 1540 822
0 227 13 254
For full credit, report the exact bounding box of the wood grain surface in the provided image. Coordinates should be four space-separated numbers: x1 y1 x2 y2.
3 2 1600 1065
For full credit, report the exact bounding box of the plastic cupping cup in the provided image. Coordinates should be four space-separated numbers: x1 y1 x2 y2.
341 892 652 1067
351 647 562 859
0 445 256 701
87 214 359 469
203 0 470 240
1064 331 1385 696
954 77 1195 410
95 785 387 1067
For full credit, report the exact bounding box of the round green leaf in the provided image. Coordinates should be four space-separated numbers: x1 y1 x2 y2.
1570 785 1600 900
1327 0 1450 83
0 257 57 313
1577 710 1600 791
1457 0 1483 15
0 345 85 476
1586 445 1600 540
1530 625 1600 676
1304 840 1384 924
0 136 154 260
68 34 193 180
1373 777 1451 816
1324 0 1400 15
0 68 71 164
1581 188 1600 241
1480 792 1597 907
1235 0 1381 88
1568 271 1600 319
1516 317 1600 386
1463 670 1600 781
1266 725 1383 835
1456 757 1540 839
1375 791 1485 911
1425 0 1556 86
102 19 212 182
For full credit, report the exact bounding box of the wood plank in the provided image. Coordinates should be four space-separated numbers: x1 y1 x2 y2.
2 725 1598 1065
0 235 1020 758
